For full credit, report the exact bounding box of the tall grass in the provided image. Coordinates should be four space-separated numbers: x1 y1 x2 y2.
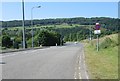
84 34 118 79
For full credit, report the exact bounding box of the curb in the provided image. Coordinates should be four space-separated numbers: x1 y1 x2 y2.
1 47 49 54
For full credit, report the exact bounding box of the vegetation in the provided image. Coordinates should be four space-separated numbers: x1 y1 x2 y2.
0 17 119 79
0 16 119 79
84 34 118 79
1 17 119 32
1 17 119 49
2 35 12 48
28 29 61 47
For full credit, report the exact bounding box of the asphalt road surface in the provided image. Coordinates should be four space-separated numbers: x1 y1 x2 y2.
2 42 89 79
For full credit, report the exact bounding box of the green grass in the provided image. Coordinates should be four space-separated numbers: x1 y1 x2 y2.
84 34 118 79
4 24 93 30
32 24 82 29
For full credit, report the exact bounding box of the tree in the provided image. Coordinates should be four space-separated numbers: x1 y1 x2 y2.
37 30 61 46
2 35 12 48
13 37 22 49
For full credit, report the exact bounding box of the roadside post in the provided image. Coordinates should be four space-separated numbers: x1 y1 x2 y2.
94 23 101 52
56 43 57 46
11 37 15 48
89 26 92 41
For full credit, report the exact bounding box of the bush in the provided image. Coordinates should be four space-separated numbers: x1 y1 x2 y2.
2 35 12 48
14 42 19 49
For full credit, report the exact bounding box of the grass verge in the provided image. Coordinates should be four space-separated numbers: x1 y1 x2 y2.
84 34 118 79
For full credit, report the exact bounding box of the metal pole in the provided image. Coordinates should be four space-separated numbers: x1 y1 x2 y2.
31 6 41 48
97 34 99 51
22 0 25 49
31 8 34 48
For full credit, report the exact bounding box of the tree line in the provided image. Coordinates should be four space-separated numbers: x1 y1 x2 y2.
1 17 119 32
1 29 62 49
1 17 119 49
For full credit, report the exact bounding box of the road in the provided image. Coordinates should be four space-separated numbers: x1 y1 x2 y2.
1 43 89 79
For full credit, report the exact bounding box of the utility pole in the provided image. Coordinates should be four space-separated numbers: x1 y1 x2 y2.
22 0 25 49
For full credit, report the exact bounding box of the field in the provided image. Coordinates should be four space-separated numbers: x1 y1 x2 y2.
2 24 93 29
84 34 118 79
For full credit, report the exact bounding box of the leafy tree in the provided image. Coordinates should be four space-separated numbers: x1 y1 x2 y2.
2 35 12 48
13 37 22 49
37 30 61 46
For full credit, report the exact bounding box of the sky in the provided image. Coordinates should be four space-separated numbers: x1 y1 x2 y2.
1 2 119 21
1 0 120 2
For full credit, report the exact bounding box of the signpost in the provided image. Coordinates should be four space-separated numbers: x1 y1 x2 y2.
94 23 101 52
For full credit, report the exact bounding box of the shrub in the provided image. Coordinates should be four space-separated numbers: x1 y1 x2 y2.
2 35 12 48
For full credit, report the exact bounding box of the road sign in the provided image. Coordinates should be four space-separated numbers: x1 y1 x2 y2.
95 23 100 30
94 23 101 52
94 30 101 34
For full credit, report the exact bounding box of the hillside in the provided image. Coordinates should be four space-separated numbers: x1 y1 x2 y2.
1 17 119 32
84 34 118 79
1 17 119 49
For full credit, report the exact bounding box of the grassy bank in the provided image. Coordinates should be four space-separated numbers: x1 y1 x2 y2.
84 34 118 79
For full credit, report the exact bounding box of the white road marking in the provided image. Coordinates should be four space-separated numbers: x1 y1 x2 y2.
74 78 77 79
2 54 16 58
83 59 89 79
31 50 38 53
77 47 89 79
74 72 77 79
82 49 89 79
79 72 82 79
2 51 29 58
